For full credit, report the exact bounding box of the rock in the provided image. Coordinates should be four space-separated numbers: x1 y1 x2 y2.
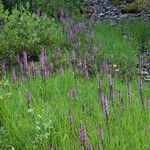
141 71 149 75
81 0 150 25
99 13 105 17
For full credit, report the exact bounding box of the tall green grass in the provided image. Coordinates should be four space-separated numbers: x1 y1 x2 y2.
0 70 150 149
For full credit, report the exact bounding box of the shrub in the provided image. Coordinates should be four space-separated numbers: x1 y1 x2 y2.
0 3 65 60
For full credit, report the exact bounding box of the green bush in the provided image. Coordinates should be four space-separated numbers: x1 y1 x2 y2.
0 3 65 59
32 0 82 18
1 0 82 17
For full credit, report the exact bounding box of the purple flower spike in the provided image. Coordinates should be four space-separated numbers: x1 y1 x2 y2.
23 51 30 80
72 50 76 65
79 123 87 150
1 60 6 76
122 57 125 65
12 66 16 82
76 40 81 49
31 61 36 77
93 56 97 72
102 60 108 72
98 76 103 107
91 14 95 28
49 62 54 75
72 50 76 73
58 48 61 59
127 80 131 99
17 52 22 71
68 30 73 45
118 91 124 107
79 58 83 75
97 144 101 150
107 74 114 104
89 144 93 150
139 79 144 105
40 49 46 77
49 144 53 150
20 73 24 84
98 124 103 144
23 51 28 68
68 111 73 129
83 54 89 80
60 64 64 75
26 91 31 109
103 96 109 123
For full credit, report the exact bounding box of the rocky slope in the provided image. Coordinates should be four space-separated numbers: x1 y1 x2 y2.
82 0 150 25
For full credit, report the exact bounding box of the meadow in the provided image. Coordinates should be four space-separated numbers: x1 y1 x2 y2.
0 3 150 150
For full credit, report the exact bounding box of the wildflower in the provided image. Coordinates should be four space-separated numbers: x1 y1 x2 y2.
20 73 24 84
58 48 61 59
23 51 28 68
12 66 16 82
60 64 64 75
68 30 73 45
40 49 46 77
49 62 54 75
68 88 77 99
68 111 73 129
83 53 89 80
89 144 93 150
98 124 103 144
107 74 114 104
49 144 53 150
72 50 76 73
127 80 131 99
31 61 36 77
91 14 95 29
139 79 144 105
1 60 6 76
23 51 30 80
17 52 21 71
72 50 76 65
118 91 124 107
103 96 109 123
79 123 87 150
79 58 83 75
26 91 31 109
97 144 101 150
98 76 103 107
122 57 125 65
102 60 108 72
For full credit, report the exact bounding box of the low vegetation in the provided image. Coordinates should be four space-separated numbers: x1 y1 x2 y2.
0 1 150 150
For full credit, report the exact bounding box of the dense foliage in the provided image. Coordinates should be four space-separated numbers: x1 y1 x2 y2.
0 3 65 60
